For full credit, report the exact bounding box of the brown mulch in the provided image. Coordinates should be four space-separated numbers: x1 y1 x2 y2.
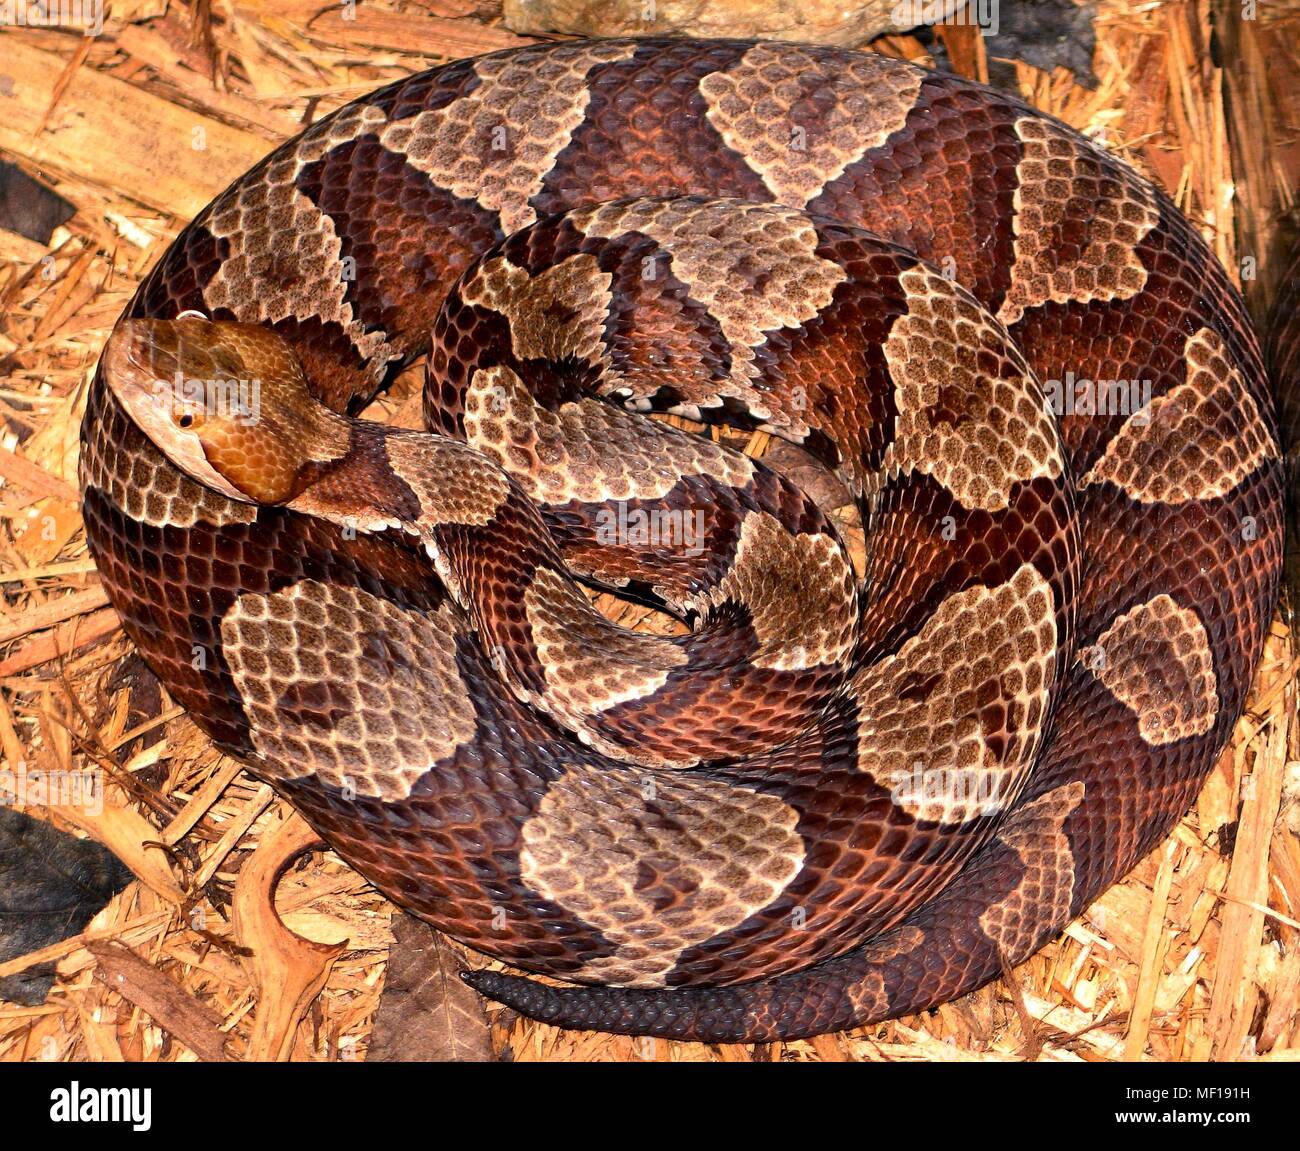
0 0 1297 1062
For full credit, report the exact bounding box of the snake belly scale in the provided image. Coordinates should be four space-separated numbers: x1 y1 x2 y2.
82 38 1283 1041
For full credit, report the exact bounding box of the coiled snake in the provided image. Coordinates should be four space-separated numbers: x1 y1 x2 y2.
83 39 1284 1041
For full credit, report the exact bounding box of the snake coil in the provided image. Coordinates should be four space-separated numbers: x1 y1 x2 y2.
83 39 1283 1041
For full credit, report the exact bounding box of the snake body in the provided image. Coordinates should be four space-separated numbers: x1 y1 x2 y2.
82 39 1284 1041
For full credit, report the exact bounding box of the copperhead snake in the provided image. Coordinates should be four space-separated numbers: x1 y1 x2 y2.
82 38 1284 1041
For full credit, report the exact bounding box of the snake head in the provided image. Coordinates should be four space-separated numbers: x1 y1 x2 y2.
101 317 348 505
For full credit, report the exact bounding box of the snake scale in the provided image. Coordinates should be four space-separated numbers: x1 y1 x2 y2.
82 38 1284 1041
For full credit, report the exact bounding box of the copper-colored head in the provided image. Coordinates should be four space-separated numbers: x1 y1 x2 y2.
101 317 346 504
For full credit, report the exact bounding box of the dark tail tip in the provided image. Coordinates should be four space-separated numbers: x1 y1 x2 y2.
461 967 564 1023
461 966 759 1040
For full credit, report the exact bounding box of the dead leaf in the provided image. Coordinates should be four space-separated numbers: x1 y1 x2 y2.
367 915 494 1062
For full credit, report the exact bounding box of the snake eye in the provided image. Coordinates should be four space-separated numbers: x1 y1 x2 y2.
173 405 204 431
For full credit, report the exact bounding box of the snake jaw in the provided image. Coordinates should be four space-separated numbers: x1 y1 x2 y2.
101 318 254 504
